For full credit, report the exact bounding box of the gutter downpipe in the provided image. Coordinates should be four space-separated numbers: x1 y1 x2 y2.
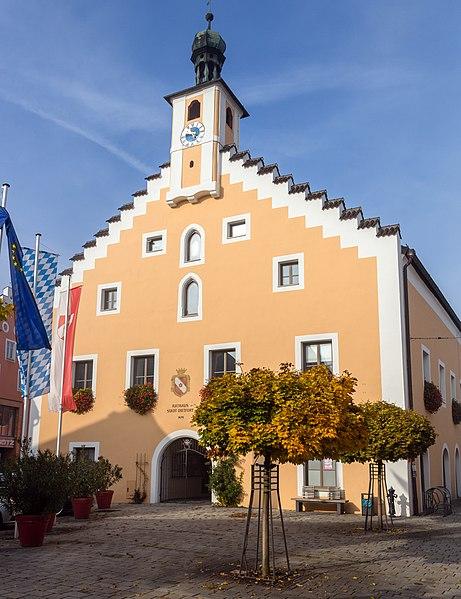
403 246 419 515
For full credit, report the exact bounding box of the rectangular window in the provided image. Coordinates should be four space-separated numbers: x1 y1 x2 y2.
422 349 431 382
73 446 96 462
101 287 118 312
210 349 236 378
450 373 456 401
302 341 333 371
305 459 337 487
0 405 17 437
131 355 155 386
5 339 16 362
146 235 164 254
227 220 246 239
73 360 93 390
439 362 446 404
279 260 299 287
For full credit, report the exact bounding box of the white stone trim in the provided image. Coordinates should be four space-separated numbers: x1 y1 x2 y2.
177 273 203 322
96 281 122 316
69 441 100 461
221 213 251 244
4 338 16 362
203 342 242 384
438 360 447 406
294 333 339 375
73 354 98 396
272 252 305 293
442 443 451 492
179 224 205 267
125 348 160 392
150 429 199 503
450 371 457 401
421 449 431 492
141 229 167 258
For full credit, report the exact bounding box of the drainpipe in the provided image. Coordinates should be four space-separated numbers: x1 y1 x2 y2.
403 246 419 515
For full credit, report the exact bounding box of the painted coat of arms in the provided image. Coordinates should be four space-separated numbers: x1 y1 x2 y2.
171 368 190 397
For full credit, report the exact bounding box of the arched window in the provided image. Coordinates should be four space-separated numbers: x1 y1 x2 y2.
226 107 233 129
183 279 199 317
188 100 201 121
442 447 451 492
186 230 201 262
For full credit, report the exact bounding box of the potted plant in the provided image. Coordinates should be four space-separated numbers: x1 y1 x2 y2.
124 384 158 415
424 380 443 413
94 457 123 510
0 448 70 547
69 458 99 520
72 388 95 414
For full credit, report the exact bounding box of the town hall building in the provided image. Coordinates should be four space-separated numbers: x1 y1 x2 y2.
35 13 461 515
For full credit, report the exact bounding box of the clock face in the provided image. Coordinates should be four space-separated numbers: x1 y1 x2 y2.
180 121 205 147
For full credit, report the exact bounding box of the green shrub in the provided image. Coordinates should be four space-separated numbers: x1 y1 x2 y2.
69 457 100 498
94 457 123 491
209 457 244 507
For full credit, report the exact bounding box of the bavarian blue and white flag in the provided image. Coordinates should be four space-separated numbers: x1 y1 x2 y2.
18 247 58 399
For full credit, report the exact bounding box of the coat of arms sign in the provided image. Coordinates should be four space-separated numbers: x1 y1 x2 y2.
171 368 190 397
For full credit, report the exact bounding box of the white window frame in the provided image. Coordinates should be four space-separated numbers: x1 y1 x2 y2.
179 224 205 267
272 252 304 293
450 371 457 402
222 213 251 244
142 229 167 258
177 273 203 322
5 339 16 362
73 354 98 395
203 342 242 384
421 345 431 382
438 360 446 406
69 441 100 461
294 333 339 375
125 348 160 392
97 281 122 316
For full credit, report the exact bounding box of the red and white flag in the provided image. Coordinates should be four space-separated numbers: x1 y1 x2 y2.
49 285 82 412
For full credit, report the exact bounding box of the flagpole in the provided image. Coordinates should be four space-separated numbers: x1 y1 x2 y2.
56 274 71 455
0 183 10 257
22 233 41 442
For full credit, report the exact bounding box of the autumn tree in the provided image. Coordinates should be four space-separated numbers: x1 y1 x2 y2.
0 298 12 322
193 364 368 578
342 401 436 528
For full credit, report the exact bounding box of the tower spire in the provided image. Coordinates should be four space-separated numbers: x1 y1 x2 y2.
191 11 226 85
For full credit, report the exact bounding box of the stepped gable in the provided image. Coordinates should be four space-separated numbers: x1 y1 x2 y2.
94 228 109 238
70 252 84 262
159 161 170 169
132 188 148 197
119 201 134 211
220 145 400 239
106 214 121 224
59 267 73 277
83 239 97 249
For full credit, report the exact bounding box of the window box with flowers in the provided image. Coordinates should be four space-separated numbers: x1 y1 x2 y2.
124 384 158 415
423 381 443 414
452 400 461 425
72 388 95 415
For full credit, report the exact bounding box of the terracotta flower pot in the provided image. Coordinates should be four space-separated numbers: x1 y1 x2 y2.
45 513 56 533
15 514 48 547
71 497 93 520
95 489 114 510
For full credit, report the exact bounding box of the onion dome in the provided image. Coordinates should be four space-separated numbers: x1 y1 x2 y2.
191 13 226 85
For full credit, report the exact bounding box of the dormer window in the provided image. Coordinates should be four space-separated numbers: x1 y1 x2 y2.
188 100 201 121
226 107 233 129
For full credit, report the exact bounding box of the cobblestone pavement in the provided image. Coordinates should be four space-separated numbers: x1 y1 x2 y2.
1 502 461 599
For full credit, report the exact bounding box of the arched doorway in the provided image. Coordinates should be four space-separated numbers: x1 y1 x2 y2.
442 447 451 493
159 437 211 502
455 447 461 499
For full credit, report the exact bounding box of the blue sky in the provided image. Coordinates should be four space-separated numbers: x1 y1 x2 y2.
1 0 460 313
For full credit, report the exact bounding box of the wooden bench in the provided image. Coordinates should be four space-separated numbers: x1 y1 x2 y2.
293 486 348 515
292 496 347 515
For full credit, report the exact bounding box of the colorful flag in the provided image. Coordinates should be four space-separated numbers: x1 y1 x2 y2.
18 248 58 399
0 207 51 350
48 285 82 412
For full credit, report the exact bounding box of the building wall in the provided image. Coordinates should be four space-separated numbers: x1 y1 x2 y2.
38 173 385 511
0 304 22 460
408 274 461 506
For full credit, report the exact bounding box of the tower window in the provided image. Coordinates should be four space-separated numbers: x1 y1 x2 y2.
183 280 199 317
186 230 202 262
188 100 201 121
226 107 233 129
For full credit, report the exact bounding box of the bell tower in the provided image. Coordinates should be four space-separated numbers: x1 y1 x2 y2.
165 13 248 207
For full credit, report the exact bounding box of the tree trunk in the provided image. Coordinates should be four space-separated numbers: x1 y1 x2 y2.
261 453 271 578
